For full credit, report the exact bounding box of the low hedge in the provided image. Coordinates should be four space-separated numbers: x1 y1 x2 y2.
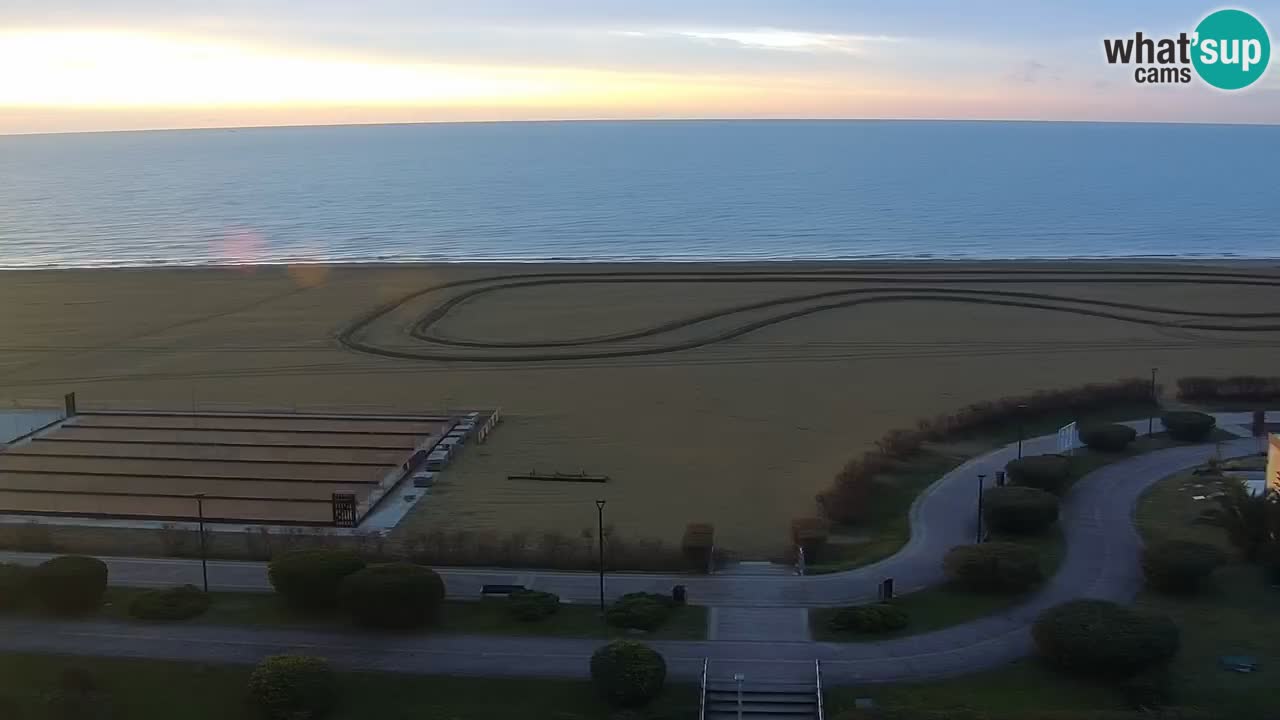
982 487 1060 535
508 590 560 622
1006 455 1073 495
1078 423 1137 452
128 584 211 621
828 603 909 634
0 563 32 610
1178 375 1280 402
248 655 337 720
268 550 366 610
1160 411 1216 442
32 555 108 615
1032 599 1180 678
605 592 674 632
589 640 667 707
943 542 1043 593
1141 540 1226 594
338 562 445 629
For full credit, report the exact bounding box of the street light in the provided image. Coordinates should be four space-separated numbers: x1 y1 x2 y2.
976 474 987 543
737 671 747 717
1016 403 1029 459
595 499 607 614
194 493 208 593
1149 367 1159 436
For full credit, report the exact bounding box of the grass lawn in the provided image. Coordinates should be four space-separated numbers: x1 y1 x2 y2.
810 530 1064 642
0 652 697 720
9 588 707 641
808 403 1194 576
826 660 1125 716
1132 465 1280 716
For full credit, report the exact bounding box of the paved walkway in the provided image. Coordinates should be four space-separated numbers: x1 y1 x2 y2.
0 412 1271 685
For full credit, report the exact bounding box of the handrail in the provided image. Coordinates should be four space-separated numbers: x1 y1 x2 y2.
814 659 825 720
699 658 709 720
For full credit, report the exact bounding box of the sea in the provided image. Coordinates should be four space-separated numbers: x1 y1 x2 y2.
0 120 1275 268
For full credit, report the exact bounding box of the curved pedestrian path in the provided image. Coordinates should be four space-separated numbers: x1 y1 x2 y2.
0 412 1271 684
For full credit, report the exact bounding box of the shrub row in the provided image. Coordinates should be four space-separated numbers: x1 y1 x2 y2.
508 589 560 622
982 487 1059 535
1032 599 1180 679
1005 454 1073 495
828 603 909 634
606 592 675 632
943 542 1043 593
817 378 1155 524
33 555 108 615
403 528 687 572
1141 540 1225 594
1161 411 1217 442
1078 423 1137 452
1178 375 1280 402
267 551 445 629
249 655 337 720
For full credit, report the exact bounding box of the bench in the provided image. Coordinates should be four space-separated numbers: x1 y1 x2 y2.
480 584 526 597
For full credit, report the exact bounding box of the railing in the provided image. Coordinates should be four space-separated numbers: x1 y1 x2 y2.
698 658 709 720
814 660 825 720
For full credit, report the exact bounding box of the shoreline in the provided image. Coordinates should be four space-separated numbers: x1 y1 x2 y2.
2 256 1278 273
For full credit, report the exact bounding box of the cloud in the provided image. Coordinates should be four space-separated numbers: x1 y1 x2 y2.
620 28 904 55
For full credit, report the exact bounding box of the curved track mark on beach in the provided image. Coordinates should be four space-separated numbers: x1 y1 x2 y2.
338 268 1280 362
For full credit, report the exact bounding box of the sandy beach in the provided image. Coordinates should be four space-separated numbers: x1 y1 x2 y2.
1 261 1278 555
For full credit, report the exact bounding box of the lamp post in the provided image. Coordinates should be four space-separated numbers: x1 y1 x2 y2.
195 493 208 593
1016 403 1029 459
733 673 746 720
976 474 987 543
595 499 607 614
1149 367 1159 436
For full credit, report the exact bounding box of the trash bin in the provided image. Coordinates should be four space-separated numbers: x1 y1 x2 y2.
672 584 687 605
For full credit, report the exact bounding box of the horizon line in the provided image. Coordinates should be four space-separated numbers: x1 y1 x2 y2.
4 115 1279 139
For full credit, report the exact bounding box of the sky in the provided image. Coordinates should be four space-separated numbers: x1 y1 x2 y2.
1 0 1278 134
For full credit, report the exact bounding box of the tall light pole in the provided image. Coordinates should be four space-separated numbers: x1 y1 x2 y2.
195 493 208 593
976 474 987 543
595 499 607 615
1016 403 1029 459
1149 367 1159 436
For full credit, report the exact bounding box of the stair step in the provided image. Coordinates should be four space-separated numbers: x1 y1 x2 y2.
706 712 816 720
707 691 817 704
707 701 816 714
707 681 814 692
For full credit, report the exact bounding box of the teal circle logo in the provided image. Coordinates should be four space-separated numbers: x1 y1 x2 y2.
1192 9 1271 90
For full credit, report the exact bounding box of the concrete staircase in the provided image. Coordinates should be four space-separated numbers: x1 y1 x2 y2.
704 678 819 720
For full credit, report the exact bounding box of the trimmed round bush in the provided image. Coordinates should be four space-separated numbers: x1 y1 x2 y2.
128 584 210 621
606 592 674 632
982 486 1060 535
1033 600 1179 678
590 640 667 707
1141 540 1226 594
268 550 365 610
248 655 337 720
32 555 108 615
1078 423 1137 452
508 590 560 622
828 603 909 634
0 563 33 610
337 562 445 629
943 542 1043 593
1161 411 1216 442
1006 454 1073 494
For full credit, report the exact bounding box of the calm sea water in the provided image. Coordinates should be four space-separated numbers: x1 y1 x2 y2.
0 120 1275 268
